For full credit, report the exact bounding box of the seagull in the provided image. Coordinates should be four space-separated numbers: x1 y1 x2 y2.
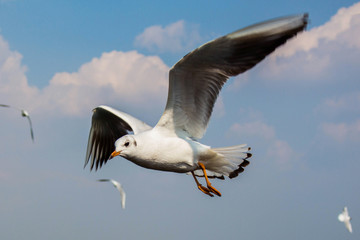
85 14 308 197
98 179 126 209
0 104 34 142
338 206 352 233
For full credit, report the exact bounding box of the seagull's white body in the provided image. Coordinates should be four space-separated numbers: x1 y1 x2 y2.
114 126 249 176
118 129 200 172
338 206 352 233
0 104 34 142
85 14 308 196
98 179 126 209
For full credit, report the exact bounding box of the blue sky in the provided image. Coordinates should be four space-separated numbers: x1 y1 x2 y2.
1 1 360 239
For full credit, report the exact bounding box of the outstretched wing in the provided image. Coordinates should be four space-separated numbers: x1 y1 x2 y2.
85 105 152 170
345 220 353 233
343 207 353 233
111 180 126 209
98 179 126 209
25 115 35 142
156 14 308 139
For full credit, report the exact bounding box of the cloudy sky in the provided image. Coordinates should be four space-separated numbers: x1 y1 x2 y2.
1 1 359 239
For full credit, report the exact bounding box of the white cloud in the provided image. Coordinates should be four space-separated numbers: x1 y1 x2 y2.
38 50 169 116
0 36 39 108
228 72 250 91
229 121 276 140
134 20 202 53
0 35 169 117
266 140 298 170
258 2 360 83
315 91 360 117
321 120 360 142
276 3 360 57
315 93 360 144
228 120 298 169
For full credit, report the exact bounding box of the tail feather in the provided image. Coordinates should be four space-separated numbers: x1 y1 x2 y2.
195 144 252 179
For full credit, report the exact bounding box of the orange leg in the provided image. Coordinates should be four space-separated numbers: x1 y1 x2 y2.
198 162 222 197
191 171 214 197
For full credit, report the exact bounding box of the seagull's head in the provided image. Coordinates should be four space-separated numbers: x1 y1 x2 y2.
110 135 137 159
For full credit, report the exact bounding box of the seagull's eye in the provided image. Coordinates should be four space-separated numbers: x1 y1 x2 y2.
124 141 130 147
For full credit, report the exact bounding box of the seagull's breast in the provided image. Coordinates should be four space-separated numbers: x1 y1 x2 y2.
126 132 202 173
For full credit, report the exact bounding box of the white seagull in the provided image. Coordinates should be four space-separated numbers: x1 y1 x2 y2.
338 206 352 233
98 179 126 209
0 104 34 142
85 14 308 197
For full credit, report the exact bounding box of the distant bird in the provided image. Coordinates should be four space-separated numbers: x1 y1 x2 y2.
0 104 34 142
338 206 352 233
85 14 308 197
98 179 126 209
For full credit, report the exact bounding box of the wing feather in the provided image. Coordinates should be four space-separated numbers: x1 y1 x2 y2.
84 105 152 170
156 14 308 139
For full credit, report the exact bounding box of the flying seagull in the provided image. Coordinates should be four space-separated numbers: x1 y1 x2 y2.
98 179 126 209
338 206 352 233
0 104 34 142
85 14 308 197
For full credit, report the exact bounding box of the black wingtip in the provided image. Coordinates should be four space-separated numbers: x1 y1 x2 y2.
304 13 309 22
83 161 89 170
240 159 250 167
229 150 252 179
302 13 309 29
207 175 225 180
229 166 244 179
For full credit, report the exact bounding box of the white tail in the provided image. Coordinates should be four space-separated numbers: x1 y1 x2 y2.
194 144 252 179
